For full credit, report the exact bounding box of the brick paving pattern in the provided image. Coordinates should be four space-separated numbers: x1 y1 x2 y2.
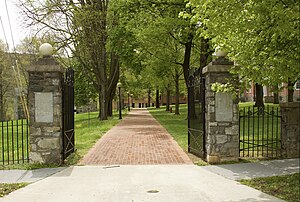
80 109 192 165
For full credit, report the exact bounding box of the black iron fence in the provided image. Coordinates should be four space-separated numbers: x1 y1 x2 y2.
239 105 282 158
0 119 29 164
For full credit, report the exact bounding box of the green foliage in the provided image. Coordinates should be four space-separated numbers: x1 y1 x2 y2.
188 0 300 86
0 183 28 197
211 82 237 98
240 173 300 202
73 62 97 107
110 0 199 101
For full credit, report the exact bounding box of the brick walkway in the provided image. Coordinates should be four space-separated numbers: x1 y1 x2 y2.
80 109 192 165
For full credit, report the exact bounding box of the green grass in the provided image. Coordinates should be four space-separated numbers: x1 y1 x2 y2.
0 183 28 197
0 110 127 169
0 162 59 170
240 173 300 202
238 102 280 108
75 111 99 122
0 120 29 165
239 104 281 157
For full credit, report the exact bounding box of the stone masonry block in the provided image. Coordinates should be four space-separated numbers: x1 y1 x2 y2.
37 138 60 150
209 122 218 127
30 152 43 162
216 135 228 144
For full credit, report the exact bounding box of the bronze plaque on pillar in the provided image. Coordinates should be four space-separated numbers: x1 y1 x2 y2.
34 92 53 123
215 92 233 122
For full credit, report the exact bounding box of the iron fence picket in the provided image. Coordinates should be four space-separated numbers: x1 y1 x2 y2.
0 119 29 164
1 121 4 165
239 105 282 158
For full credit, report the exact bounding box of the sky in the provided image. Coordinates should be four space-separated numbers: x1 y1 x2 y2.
0 0 28 50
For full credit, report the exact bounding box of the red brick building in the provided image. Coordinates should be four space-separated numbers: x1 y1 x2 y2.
241 81 300 102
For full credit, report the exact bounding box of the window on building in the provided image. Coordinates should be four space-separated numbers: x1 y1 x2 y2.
295 81 300 90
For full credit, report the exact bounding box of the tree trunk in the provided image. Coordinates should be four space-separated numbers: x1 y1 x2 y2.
183 39 192 87
273 92 279 104
148 89 151 107
100 83 108 120
107 53 119 117
166 85 170 111
287 79 295 102
156 89 160 108
200 38 212 72
107 99 113 116
273 85 279 104
183 39 195 120
254 83 264 107
175 74 180 115
98 92 102 118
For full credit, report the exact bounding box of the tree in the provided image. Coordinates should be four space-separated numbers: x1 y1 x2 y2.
20 0 120 120
0 41 9 120
73 62 97 108
188 0 300 97
112 0 202 114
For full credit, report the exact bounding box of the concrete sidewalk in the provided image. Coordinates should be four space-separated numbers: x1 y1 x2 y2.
0 165 285 202
0 158 298 184
0 167 66 183
202 158 299 180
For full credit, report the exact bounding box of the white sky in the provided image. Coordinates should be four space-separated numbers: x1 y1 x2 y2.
0 0 28 50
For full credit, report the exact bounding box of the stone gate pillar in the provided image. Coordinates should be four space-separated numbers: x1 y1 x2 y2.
202 56 239 163
28 44 64 164
280 102 300 158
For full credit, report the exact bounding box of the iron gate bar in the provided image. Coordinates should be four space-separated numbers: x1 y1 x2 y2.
6 121 9 163
276 107 278 156
187 68 206 159
21 119 24 163
26 119 29 163
239 105 282 158
62 68 75 160
1 121 4 164
16 120 19 163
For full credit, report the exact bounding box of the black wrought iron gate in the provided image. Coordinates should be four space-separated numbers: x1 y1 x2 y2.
188 69 206 158
62 68 75 160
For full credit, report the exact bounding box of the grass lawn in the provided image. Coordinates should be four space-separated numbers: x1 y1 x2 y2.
0 183 28 197
238 102 279 108
0 119 29 165
240 173 300 202
239 104 281 158
0 110 127 169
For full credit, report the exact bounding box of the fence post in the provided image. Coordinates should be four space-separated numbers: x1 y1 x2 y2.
27 44 64 164
202 56 239 163
280 102 300 158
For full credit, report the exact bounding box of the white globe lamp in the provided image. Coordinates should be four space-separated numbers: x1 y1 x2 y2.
215 49 227 57
39 43 53 57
